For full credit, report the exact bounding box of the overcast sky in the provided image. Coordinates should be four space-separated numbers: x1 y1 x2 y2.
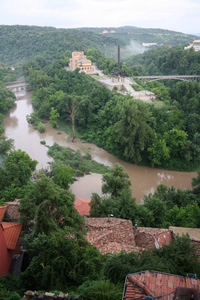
0 0 199 35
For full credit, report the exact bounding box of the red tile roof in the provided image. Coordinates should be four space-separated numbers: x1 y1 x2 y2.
4 199 20 220
85 218 141 254
135 227 173 249
123 271 200 300
75 198 91 216
1 222 23 250
0 207 7 222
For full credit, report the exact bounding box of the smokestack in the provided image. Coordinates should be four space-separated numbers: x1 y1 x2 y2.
118 45 120 76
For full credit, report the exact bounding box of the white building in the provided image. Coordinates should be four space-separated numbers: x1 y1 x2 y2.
184 40 200 51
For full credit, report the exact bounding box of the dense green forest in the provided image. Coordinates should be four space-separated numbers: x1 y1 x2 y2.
124 45 200 75
22 51 200 171
0 82 16 135
0 67 17 82
77 26 197 45
0 25 198 67
0 25 123 65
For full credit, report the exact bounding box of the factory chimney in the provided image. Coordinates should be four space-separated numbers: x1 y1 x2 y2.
118 45 120 77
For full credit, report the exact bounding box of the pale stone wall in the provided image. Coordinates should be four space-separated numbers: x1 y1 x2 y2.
69 51 95 73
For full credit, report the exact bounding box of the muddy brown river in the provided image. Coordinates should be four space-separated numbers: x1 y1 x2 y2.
4 88 197 203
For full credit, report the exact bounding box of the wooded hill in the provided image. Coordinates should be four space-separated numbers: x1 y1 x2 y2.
0 25 123 65
76 25 198 45
0 25 198 66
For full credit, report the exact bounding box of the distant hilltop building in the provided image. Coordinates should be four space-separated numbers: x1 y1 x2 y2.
102 30 116 34
184 40 200 51
0 66 15 70
69 51 95 73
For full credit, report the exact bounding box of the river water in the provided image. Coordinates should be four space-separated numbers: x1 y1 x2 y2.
4 88 197 203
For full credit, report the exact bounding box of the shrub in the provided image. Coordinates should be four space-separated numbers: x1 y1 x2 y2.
37 122 46 133
78 280 122 300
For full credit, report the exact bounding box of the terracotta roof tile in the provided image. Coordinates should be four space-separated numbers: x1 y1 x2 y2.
0 206 7 222
137 227 170 235
123 271 200 300
85 218 139 254
2 222 23 250
75 198 91 216
4 199 20 220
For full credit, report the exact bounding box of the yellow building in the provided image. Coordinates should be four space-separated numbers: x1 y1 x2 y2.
69 51 95 73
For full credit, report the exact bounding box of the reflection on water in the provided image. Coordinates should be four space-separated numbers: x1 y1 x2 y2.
71 173 103 199
157 172 174 185
4 89 197 203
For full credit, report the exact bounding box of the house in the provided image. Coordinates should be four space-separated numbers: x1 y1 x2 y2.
135 227 173 249
4 198 20 221
142 42 158 48
184 40 200 51
85 217 141 254
102 30 109 34
69 51 95 73
84 218 173 254
123 270 200 299
74 198 91 216
0 206 23 277
83 216 200 258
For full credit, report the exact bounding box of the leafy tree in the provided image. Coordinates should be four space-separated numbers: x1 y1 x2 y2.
49 107 60 128
148 133 170 166
117 189 137 221
21 231 79 290
19 174 83 234
102 163 131 198
192 171 200 195
0 136 14 154
28 70 52 90
89 193 104 217
66 96 81 142
0 274 23 300
156 234 200 277
103 235 200 284
78 280 122 300
0 82 16 114
143 195 167 227
1 149 37 188
50 163 74 189
114 100 154 163
22 60 40 77
21 225 104 291
103 251 138 284
164 128 188 158
166 202 200 228
135 204 154 227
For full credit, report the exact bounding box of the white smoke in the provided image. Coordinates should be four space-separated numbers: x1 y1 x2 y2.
124 40 146 56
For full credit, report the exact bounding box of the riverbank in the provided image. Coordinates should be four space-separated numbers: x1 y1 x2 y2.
58 119 199 173
3 88 197 203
